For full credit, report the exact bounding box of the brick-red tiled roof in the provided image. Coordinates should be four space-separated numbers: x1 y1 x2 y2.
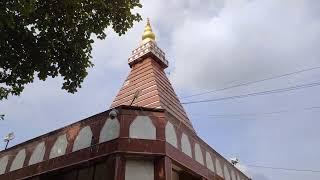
111 57 194 131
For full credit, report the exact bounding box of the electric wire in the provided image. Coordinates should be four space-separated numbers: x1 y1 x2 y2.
193 106 320 118
245 164 320 173
181 66 320 99
182 81 320 105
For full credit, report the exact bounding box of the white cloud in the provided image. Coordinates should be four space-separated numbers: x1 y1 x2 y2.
170 0 320 91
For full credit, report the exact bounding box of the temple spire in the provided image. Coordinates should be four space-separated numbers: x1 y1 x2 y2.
142 18 156 44
111 18 195 131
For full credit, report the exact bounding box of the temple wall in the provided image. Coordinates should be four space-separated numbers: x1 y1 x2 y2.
125 160 154 180
172 171 179 180
0 107 250 180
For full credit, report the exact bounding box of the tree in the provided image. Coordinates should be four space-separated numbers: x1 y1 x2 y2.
0 0 142 100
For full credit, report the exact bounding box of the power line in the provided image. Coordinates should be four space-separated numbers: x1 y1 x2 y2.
245 164 320 173
181 66 320 99
191 117 258 121
193 106 320 118
182 81 320 105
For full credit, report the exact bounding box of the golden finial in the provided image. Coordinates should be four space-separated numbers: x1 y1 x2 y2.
142 18 156 44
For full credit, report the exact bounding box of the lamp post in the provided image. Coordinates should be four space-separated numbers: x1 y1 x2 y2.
231 157 239 166
4 132 15 150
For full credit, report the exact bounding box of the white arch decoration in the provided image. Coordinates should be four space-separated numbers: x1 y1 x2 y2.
231 170 236 180
165 121 178 148
99 118 120 143
206 152 215 172
0 156 9 174
181 133 192 157
224 164 231 180
215 158 224 177
29 142 45 165
129 116 156 140
10 149 26 171
73 126 93 152
194 143 204 165
49 134 68 159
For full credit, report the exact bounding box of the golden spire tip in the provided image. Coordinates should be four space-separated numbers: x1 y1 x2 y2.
142 18 156 44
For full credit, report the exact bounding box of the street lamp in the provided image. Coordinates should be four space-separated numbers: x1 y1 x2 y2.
4 132 15 150
230 157 239 166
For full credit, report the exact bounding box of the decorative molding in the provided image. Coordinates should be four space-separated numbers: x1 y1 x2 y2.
128 41 168 68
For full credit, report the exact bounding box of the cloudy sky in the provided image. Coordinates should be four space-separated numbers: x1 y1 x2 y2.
1 0 320 180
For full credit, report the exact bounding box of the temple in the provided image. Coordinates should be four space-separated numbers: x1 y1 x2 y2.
0 19 251 180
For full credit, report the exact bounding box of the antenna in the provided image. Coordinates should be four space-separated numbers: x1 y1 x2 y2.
129 89 142 106
4 132 15 150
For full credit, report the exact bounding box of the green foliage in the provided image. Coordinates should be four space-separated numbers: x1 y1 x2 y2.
0 0 142 100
